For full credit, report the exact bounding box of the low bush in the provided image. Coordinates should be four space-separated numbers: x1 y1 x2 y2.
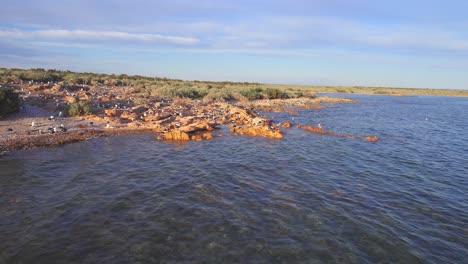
0 87 19 117
174 87 208 99
264 88 289 99
240 87 264 100
302 91 317 99
68 100 91 116
203 89 237 102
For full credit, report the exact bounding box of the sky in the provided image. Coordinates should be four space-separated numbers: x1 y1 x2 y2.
1 0 467 89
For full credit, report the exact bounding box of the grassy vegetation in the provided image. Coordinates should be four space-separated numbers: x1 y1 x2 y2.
1 68 467 100
265 84 468 97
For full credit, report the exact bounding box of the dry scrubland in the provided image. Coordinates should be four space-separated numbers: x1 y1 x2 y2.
0 68 465 152
1 68 467 101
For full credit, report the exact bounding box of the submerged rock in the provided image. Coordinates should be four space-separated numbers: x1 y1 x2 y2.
296 125 331 135
364 136 379 142
296 125 357 139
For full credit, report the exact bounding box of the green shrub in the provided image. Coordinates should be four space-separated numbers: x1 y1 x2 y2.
0 87 19 117
265 88 289 99
174 87 208 99
374 90 390 95
68 100 91 116
240 87 264 100
302 91 317 99
203 89 236 102
336 89 348 93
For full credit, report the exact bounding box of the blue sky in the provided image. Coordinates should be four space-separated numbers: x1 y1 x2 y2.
1 0 467 89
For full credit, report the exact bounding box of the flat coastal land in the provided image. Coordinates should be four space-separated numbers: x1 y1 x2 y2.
1 68 466 152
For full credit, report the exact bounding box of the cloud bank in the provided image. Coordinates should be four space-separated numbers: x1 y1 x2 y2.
0 29 199 45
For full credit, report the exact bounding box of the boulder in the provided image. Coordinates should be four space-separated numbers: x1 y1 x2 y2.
282 121 292 128
105 109 117 117
178 120 215 133
157 130 190 141
191 131 214 141
231 125 283 139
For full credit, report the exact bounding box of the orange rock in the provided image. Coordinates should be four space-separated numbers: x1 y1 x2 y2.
48 85 61 94
232 125 284 139
297 125 331 135
188 131 213 141
105 109 117 117
202 132 213 140
282 121 292 128
364 136 379 142
191 134 203 141
157 130 190 141
178 120 215 133
64 96 77 104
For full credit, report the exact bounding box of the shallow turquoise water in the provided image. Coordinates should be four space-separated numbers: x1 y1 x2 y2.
1 95 467 263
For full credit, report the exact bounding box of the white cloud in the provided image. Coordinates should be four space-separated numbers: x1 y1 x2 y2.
0 29 199 45
2 16 468 53
157 16 468 53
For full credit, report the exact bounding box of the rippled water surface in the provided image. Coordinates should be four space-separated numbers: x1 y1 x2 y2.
1 95 467 263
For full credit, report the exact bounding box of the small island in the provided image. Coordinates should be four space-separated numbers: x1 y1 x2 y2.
1 68 466 152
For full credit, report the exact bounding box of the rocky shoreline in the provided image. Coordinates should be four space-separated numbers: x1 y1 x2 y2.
0 83 371 153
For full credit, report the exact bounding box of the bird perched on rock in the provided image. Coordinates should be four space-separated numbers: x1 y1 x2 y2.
48 115 55 121
31 121 35 127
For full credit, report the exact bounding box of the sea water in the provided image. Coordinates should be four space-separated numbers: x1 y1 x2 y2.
1 95 467 263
